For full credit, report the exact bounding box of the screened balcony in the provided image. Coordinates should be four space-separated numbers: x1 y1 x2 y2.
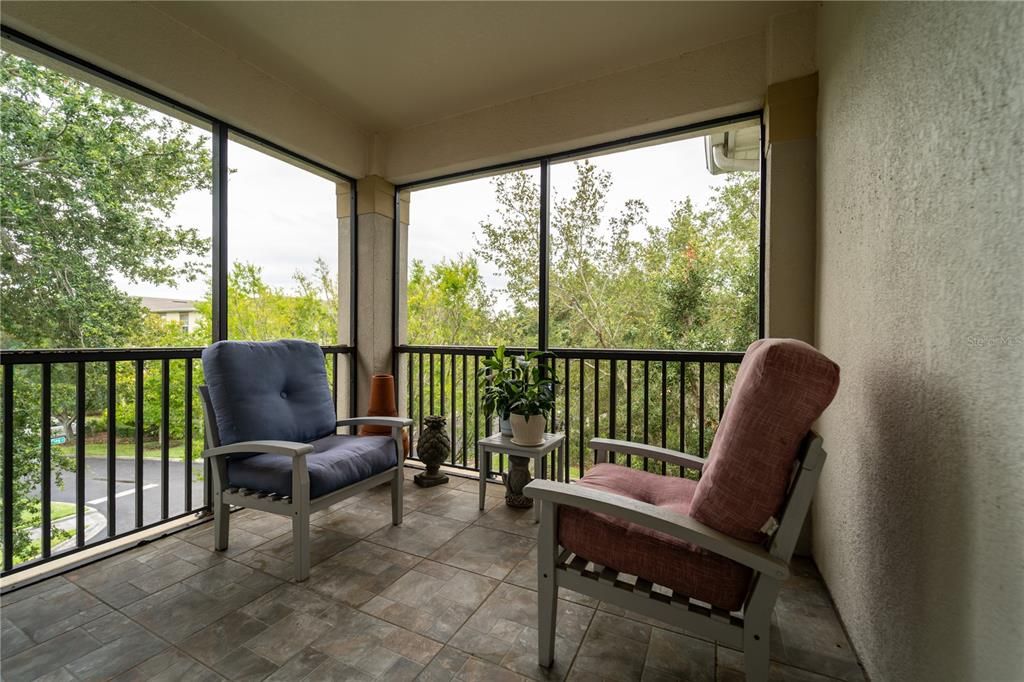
1 3 1021 682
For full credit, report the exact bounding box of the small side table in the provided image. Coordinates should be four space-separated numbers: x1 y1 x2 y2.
477 432 566 522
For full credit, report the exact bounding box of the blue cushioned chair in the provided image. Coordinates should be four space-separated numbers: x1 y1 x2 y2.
199 339 411 581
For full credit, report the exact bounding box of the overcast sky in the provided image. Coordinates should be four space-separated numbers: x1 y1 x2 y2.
122 126 753 306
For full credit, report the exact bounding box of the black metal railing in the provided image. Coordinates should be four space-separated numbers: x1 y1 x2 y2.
398 345 743 483
0 344 352 576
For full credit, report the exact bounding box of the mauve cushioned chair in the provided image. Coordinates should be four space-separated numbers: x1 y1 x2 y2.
525 338 840 682
199 339 411 581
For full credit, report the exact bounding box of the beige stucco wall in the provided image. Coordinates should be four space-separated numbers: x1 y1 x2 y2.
814 3 1023 681
1 1 370 178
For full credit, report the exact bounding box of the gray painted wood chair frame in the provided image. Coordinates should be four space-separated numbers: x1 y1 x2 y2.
524 432 827 682
199 386 411 581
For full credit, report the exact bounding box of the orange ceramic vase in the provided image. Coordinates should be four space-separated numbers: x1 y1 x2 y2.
360 374 411 457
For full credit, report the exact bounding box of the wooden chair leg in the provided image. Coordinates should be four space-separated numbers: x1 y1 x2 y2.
537 500 558 667
213 496 229 552
391 467 403 526
293 510 310 582
743 614 771 682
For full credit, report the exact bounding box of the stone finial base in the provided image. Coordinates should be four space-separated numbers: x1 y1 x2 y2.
414 471 449 488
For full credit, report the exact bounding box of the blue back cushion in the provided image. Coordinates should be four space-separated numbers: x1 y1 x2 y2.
201 340 336 445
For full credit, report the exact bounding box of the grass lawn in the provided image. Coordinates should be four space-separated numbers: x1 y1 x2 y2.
17 500 77 529
54 441 204 462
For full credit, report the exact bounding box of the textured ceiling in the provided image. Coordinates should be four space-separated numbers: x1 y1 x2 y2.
151 1 803 132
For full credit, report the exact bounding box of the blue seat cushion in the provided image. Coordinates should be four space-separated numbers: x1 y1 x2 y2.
202 340 336 445
226 434 398 499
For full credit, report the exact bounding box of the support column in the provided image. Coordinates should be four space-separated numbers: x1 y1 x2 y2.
396 190 410 418
336 181 354 419
764 73 818 343
353 176 399 415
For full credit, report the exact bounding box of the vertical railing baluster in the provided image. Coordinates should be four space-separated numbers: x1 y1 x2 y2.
135 360 144 528
418 353 425 451
185 358 193 512
440 353 446 418
577 359 584 478
2 363 12 570
608 359 616 465
449 354 456 466
718 361 726 420
642 361 650 472
106 361 116 538
75 362 85 547
626 359 632 469
407 353 414 451
160 359 169 520
679 361 686 474
561 358 569 481
429 352 435 416
461 354 468 466
332 352 339 408
698 362 706 457
41 363 52 558
661 360 667 475
473 355 480 470
592 360 600 467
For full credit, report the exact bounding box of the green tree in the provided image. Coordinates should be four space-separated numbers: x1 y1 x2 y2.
1 52 211 564
408 256 494 345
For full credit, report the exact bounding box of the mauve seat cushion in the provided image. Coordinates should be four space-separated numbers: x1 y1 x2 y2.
689 338 840 542
558 464 753 611
201 339 337 446
227 434 398 499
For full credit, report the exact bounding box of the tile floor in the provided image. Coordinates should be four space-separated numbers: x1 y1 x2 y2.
0 471 866 681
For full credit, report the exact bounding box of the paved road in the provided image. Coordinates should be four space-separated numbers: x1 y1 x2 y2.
48 457 207 538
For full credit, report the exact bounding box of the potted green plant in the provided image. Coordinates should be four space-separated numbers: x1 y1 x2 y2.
507 350 559 446
478 345 517 436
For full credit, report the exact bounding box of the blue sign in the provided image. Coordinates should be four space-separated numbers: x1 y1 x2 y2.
50 436 67 445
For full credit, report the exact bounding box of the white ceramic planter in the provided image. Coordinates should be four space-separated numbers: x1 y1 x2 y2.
499 414 513 437
510 413 545 446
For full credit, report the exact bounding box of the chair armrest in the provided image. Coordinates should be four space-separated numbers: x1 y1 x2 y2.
202 440 314 459
336 417 413 428
590 438 705 472
524 479 788 580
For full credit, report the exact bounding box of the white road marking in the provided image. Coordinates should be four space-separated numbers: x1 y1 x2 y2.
87 483 159 505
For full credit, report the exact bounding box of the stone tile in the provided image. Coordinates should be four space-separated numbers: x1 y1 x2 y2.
452 476 506 499
1 579 111 644
64 613 167 680
418 489 502 523
499 621 580 681
0 627 101 681
416 646 469 681
1 617 34 658
179 611 269 666
596 600 695 638
231 509 293 540
716 646 840 682
313 603 443 675
239 582 334 625
474 503 540 539
428 526 535 580
244 611 334 666
306 540 420 607
504 547 600 608
182 523 270 558
457 655 534 682
311 496 396 538
251 524 357 567
769 587 866 682
643 627 715 681
462 584 593 647
362 560 497 642
210 645 279 681
0 575 70 605
265 646 330 681
122 563 280 642
112 647 224 682
369 511 470 557
231 548 297 582
570 611 650 681
304 658 374 681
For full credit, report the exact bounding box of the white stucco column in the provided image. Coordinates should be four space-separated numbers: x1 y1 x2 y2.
351 176 405 416
764 73 818 344
335 181 354 419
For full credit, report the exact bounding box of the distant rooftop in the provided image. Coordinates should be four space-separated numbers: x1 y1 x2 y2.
139 296 198 313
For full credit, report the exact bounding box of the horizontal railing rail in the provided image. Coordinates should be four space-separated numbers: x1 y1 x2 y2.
0 344 353 576
397 344 744 485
